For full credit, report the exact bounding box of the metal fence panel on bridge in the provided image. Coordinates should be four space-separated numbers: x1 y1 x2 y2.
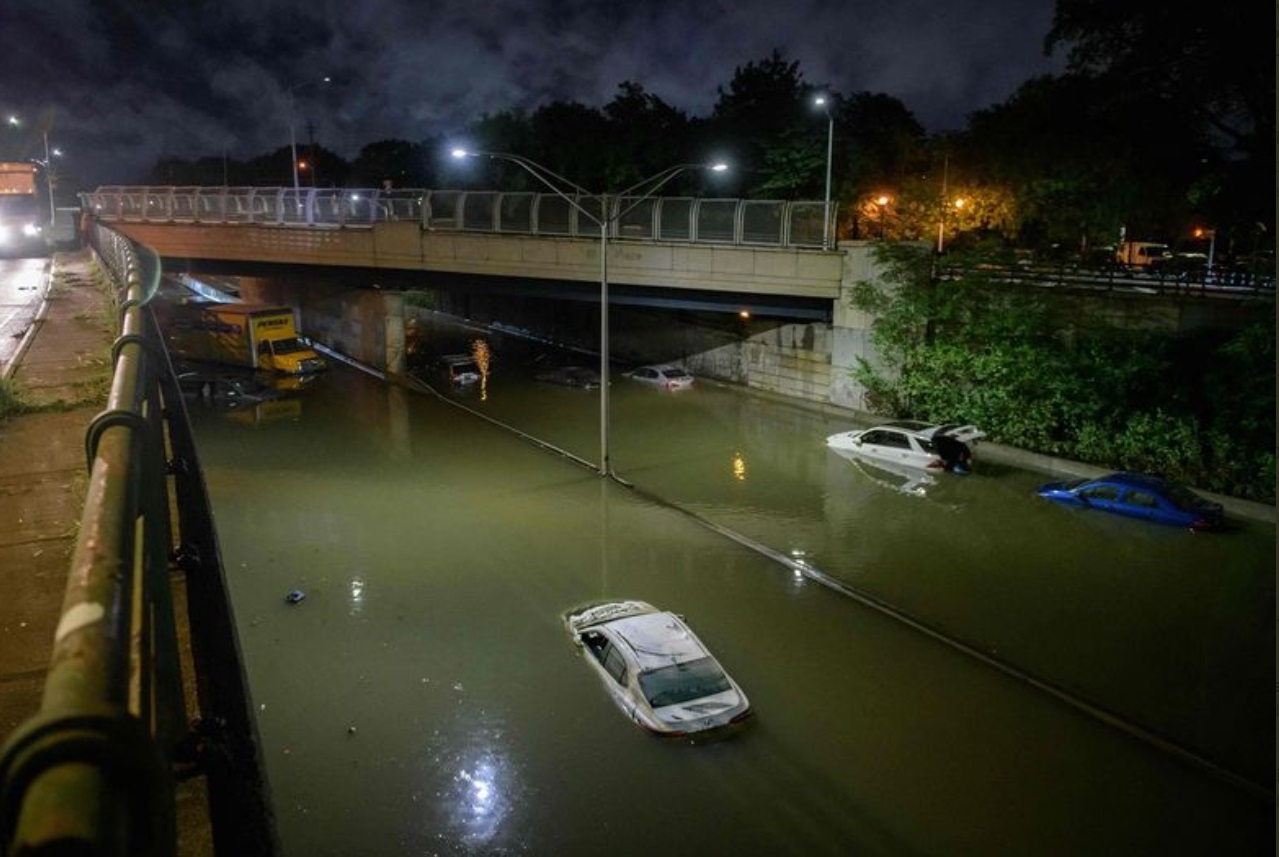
85 186 833 249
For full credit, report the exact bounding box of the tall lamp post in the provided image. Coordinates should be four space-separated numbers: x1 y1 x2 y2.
6 116 59 224
41 131 58 224
451 149 727 476
288 76 330 190
813 95 834 250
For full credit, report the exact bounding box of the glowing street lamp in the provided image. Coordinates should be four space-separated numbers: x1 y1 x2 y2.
1192 227 1217 277
289 76 330 190
872 195 891 239
450 148 728 476
813 95 834 250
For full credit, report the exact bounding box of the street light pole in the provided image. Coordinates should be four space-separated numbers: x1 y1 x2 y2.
42 131 54 225
450 149 726 476
288 77 329 191
936 152 949 254
814 96 834 250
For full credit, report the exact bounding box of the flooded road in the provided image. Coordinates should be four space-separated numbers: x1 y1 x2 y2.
0 257 49 377
189 327 1274 856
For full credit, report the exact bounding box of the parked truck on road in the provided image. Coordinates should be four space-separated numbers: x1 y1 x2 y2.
0 161 46 256
166 303 326 374
1115 241 1170 268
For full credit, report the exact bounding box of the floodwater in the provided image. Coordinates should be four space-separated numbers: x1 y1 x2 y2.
188 324 1275 856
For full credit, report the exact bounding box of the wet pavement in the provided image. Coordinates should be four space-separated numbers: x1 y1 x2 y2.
0 250 213 856
0 251 108 735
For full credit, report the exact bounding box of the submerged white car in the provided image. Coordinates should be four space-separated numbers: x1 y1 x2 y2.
622 364 694 390
826 420 985 474
565 600 752 737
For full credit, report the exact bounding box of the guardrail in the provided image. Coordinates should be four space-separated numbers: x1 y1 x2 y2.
0 227 278 856
939 261 1276 298
81 186 833 249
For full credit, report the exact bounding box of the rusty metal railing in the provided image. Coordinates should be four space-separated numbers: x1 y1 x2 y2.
0 225 279 856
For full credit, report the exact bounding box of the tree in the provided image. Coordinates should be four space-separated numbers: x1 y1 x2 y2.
601 82 691 190
849 242 1275 501
1047 0 1269 165
348 139 432 188
1045 0 1272 241
706 50 810 197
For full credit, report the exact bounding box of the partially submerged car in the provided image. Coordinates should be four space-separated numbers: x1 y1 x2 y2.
565 600 752 737
534 365 601 389
437 353 482 385
622 364 694 391
1036 472 1224 531
826 420 985 474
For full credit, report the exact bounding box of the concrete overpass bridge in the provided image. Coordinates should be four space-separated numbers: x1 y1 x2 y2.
83 186 846 306
81 186 1269 414
84 185 881 410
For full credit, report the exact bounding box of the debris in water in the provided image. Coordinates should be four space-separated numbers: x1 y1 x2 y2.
285 590 307 604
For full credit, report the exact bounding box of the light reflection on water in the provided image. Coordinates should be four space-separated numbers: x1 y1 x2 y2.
190 356 1274 857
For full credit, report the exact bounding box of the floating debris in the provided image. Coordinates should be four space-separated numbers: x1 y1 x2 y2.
285 590 307 604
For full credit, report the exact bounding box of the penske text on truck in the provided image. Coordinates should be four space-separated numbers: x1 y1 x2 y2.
167 303 326 374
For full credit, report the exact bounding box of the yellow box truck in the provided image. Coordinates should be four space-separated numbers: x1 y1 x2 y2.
167 303 326 374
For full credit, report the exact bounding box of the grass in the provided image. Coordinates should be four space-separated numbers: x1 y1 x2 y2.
0 256 119 419
0 377 26 418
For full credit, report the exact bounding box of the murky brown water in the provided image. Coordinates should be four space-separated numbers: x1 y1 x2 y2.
189 326 1274 856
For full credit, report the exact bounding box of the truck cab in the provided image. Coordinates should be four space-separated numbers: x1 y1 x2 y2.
256 334 325 374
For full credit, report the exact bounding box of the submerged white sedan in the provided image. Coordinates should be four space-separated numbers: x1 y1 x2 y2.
622 364 694 390
565 600 752 737
826 420 985 474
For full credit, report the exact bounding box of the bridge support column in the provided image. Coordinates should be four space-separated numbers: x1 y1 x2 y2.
829 242 885 414
237 277 405 375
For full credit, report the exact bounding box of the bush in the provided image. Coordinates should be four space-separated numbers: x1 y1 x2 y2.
851 244 1276 502
0 378 27 419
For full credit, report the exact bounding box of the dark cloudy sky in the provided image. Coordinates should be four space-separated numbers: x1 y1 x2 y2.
1 0 1065 190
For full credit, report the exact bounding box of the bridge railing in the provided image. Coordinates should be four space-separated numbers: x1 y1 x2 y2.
0 227 279 856
84 187 834 249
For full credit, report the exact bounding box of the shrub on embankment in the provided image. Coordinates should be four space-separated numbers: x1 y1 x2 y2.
850 243 1276 503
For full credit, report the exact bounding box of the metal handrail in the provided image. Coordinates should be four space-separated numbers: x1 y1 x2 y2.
82 186 836 249
0 227 279 856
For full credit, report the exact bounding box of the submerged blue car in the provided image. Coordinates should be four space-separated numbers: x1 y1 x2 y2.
1036 472 1224 531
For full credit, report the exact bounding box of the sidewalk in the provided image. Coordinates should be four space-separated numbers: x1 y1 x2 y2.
0 249 112 737
0 249 214 855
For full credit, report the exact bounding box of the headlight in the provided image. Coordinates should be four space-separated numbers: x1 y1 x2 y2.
21 223 41 237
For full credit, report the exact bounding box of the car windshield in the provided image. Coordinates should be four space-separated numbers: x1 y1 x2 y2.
0 196 37 217
638 657 731 707
270 337 306 355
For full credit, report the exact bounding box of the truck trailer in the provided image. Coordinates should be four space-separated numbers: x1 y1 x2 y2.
166 303 326 375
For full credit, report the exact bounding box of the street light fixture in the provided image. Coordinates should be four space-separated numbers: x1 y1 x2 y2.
40 131 59 224
813 95 834 250
450 148 728 476
873 195 891 239
1193 227 1217 278
289 76 330 191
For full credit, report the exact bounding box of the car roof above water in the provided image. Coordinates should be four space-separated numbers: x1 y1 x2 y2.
609 612 706 670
